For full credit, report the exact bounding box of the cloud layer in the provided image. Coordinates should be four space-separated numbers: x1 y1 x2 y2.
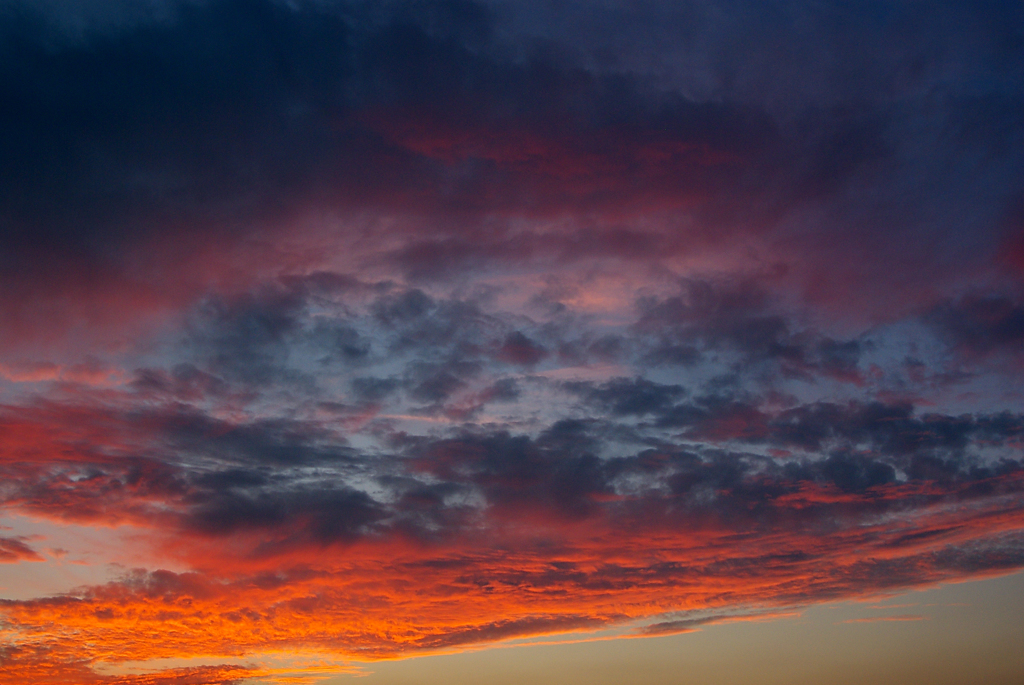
1 0 1023 682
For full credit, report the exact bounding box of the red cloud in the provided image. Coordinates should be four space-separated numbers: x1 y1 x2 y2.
0 536 44 563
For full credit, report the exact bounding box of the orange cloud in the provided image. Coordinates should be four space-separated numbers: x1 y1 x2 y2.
2 473 1022 682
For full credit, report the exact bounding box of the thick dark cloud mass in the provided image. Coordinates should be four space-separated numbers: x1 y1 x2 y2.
1 0 1019 339
0 0 767 252
1 1 1024 682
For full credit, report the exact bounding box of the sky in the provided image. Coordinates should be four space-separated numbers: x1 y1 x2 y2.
0 0 1023 683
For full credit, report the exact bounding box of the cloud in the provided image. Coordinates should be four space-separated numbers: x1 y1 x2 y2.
0 647 259 685
0 395 1022 682
0 0 1019 361
183 486 386 547
0 0 769 287
495 331 549 366
636 609 801 636
925 294 1024 359
634 278 871 381
1 1 1024 682
565 377 686 416
0 536 44 563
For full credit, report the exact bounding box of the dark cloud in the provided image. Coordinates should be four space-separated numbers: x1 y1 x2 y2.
372 289 436 325
408 366 470 403
162 411 356 466
817 452 896 492
647 394 1022 467
481 377 520 402
0 0 1019 341
308 321 371 363
926 294 1024 357
190 467 269 492
495 331 548 366
566 377 686 416
0 0 770 262
184 486 385 545
4 386 1022 545
634 279 869 381
408 425 608 520
351 375 404 402
130 364 230 400
0 0 352 248
186 288 306 386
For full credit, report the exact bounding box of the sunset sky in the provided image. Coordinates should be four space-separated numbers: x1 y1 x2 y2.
1 1 1023 683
